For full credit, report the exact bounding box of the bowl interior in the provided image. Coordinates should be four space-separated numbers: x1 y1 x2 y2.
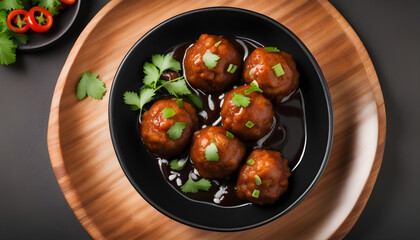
109 7 333 231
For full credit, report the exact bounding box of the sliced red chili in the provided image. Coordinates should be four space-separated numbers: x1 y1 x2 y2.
6 9 29 34
27 6 53 33
59 0 76 5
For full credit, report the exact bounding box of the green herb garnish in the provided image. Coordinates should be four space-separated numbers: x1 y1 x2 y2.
32 0 61 16
167 122 186 140
76 72 107 100
0 0 24 11
0 33 16 65
245 80 263 94
265 47 280 53
123 54 201 115
181 178 212 193
247 158 255 165
226 131 234 139
202 52 220 69
170 156 188 171
255 175 262 186
162 107 176 118
272 63 285 77
176 98 184 109
205 141 219 161
252 189 260 198
249 68 254 76
232 93 250 108
227 64 237 74
245 121 255 128
214 40 222 47
287 166 290 172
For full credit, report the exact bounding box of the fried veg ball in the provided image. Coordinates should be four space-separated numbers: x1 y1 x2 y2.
184 34 242 94
221 85 274 140
236 149 290 205
190 126 246 179
243 47 299 102
141 99 199 158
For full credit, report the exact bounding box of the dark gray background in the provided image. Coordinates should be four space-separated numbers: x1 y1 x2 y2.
0 0 418 239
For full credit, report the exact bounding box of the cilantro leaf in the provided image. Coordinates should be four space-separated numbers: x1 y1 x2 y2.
167 122 186 140
202 52 220 69
170 156 188 171
142 62 159 87
10 32 28 44
0 33 16 65
162 107 176 118
138 87 155 113
186 94 202 109
123 91 141 111
163 77 192 96
76 72 107 100
151 54 181 73
0 10 8 33
0 0 23 11
232 93 250 108
32 0 61 16
181 178 212 193
176 98 183 109
205 141 219 161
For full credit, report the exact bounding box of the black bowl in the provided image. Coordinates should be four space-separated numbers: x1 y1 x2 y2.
17 0 81 52
109 7 333 231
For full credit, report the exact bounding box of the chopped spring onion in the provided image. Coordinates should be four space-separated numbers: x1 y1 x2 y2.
227 64 238 74
245 121 255 128
272 63 285 77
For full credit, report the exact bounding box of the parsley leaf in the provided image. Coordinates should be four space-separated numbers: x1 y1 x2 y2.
76 72 106 100
202 52 220 69
123 91 141 111
186 94 202 109
167 122 186 140
151 54 181 73
0 0 23 11
0 33 16 65
205 141 219 161
142 62 160 87
162 107 176 118
181 178 212 193
32 0 61 16
232 93 250 108
163 77 192 96
170 156 188 171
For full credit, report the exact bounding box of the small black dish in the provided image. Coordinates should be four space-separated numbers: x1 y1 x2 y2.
17 0 81 52
109 7 333 231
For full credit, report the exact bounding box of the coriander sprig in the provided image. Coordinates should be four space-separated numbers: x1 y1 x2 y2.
123 53 202 120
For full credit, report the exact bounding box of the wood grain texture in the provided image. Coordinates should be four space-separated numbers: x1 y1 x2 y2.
47 0 386 239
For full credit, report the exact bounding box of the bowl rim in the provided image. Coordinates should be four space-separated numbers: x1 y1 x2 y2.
109 6 334 232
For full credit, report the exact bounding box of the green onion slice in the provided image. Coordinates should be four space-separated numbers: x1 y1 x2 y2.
272 63 285 77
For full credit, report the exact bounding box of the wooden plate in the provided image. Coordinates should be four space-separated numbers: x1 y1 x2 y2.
47 0 386 239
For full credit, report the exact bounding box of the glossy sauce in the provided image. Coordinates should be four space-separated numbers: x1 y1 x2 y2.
139 36 306 207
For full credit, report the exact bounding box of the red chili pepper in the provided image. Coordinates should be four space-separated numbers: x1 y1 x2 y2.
27 6 53 33
59 0 76 5
6 9 30 33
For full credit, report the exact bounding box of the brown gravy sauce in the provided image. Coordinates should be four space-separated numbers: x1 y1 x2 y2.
139 36 306 207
